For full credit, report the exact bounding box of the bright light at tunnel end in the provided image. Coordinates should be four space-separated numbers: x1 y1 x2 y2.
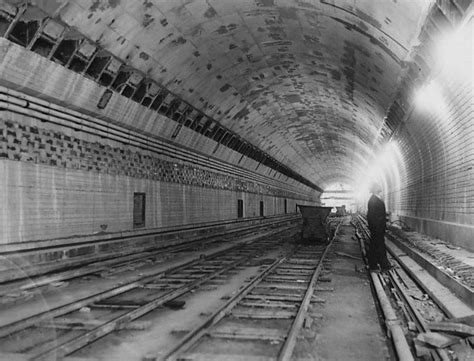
321 183 355 212
414 80 447 116
352 141 403 211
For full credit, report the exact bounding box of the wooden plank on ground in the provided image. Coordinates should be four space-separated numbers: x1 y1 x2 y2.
154 278 189 283
231 308 296 319
417 332 461 348
278 264 315 269
239 301 298 309
208 325 286 341
256 283 307 291
244 294 318 303
428 321 474 337
165 274 203 279
39 318 151 331
276 268 313 274
175 353 274 361
451 315 474 326
139 283 181 289
90 303 140 309
285 261 316 266
265 275 309 282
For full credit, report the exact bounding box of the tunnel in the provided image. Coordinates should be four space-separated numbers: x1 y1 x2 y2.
0 0 472 360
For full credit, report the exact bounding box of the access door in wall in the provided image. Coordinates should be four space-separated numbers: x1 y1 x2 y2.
133 192 146 228
237 199 244 218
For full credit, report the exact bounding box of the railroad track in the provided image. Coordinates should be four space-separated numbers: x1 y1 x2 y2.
0 226 300 360
352 215 474 361
154 225 340 361
0 216 298 304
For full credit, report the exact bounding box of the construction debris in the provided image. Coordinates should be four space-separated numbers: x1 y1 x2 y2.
163 299 186 309
428 321 474 337
417 331 461 348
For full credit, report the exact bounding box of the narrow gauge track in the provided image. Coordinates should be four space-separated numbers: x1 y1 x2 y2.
0 227 297 360
0 216 297 302
157 225 340 361
352 215 471 361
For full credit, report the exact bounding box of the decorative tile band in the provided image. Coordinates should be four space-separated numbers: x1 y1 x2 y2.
0 117 316 201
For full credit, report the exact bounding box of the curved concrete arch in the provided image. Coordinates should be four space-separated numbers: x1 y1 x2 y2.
6 0 431 187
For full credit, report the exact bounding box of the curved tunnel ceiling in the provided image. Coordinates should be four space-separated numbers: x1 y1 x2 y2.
10 0 432 189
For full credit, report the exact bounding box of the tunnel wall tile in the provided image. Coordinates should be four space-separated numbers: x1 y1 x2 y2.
390 66 473 250
0 113 315 244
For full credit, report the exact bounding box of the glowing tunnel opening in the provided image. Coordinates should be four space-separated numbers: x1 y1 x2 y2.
351 141 405 216
321 183 355 214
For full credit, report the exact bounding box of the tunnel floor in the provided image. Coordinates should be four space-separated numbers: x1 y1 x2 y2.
75 221 390 361
298 223 390 361
0 217 472 360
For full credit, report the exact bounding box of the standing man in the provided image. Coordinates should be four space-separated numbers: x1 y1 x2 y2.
366 183 392 272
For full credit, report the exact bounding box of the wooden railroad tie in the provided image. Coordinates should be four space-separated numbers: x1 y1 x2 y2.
231 308 296 319
208 325 287 342
39 318 151 331
243 294 326 303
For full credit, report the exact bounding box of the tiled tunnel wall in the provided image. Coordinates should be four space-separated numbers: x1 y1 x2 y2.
385 11 473 251
0 112 316 247
393 80 473 250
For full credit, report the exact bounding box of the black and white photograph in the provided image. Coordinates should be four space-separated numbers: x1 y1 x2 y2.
0 0 472 360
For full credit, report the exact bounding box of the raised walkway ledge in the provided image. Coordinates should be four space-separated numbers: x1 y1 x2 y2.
386 226 474 311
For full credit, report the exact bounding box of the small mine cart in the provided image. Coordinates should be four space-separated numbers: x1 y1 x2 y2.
297 205 332 244
336 205 346 216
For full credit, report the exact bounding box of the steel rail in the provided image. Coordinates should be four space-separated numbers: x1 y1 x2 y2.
352 215 415 361
388 270 450 361
0 232 274 338
355 215 457 360
161 245 302 361
0 217 296 292
30 249 257 360
163 221 341 361
277 221 341 361
370 272 415 361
